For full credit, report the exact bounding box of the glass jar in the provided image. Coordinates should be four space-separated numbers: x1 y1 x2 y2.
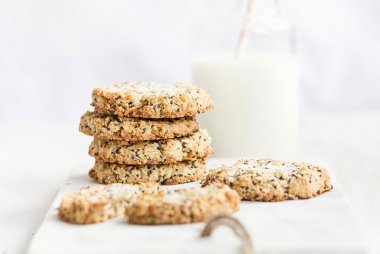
191 1 299 159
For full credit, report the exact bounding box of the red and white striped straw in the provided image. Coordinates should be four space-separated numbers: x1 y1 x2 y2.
235 0 255 59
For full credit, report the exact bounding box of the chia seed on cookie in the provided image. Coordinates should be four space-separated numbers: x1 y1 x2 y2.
58 183 161 224
80 111 199 141
126 183 240 225
89 159 207 185
91 81 213 118
203 158 333 201
89 129 213 165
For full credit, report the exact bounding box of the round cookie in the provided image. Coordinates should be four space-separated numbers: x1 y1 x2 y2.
89 159 207 185
58 183 161 224
202 158 333 202
79 111 199 141
91 81 214 118
126 184 240 225
89 129 213 165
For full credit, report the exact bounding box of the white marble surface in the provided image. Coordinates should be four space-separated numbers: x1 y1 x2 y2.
27 159 367 254
1 113 380 254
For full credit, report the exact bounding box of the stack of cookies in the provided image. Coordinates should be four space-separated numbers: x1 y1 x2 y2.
79 81 214 185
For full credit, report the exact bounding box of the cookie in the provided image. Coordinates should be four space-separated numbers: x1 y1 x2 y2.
58 183 161 224
89 129 213 165
91 81 214 118
126 184 240 225
89 159 207 185
202 158 333 201
79 111 199 141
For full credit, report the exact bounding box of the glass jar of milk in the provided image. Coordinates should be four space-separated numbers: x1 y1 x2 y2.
192 3 298 159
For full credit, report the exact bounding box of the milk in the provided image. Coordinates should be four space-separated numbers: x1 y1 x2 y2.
192 52 299 159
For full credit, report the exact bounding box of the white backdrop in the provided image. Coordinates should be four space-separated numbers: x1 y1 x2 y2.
0 0 379 125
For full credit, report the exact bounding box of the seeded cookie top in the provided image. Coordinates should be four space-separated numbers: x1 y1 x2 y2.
203 158 333 201
62 183 158 204
141 184 238 207
75 184 136 203
103 81 187 95
58 183 162 224
92 81 214 118
213 158 324 181
233 158 307 174
126 184 241 224
162 185 215 204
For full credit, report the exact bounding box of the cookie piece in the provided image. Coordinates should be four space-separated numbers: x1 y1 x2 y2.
91 81 214 118
203 158 333 201
89 129 213 165
79 111 199 141
126 184 240 225
58 183 161 224
89 159 207 185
